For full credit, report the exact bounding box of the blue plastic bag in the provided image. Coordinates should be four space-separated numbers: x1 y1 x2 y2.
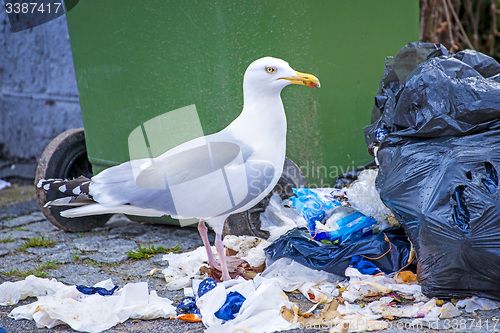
214 291 246 320
291 188 377 244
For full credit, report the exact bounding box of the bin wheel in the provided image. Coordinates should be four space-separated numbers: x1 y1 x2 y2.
35 128 112 232
223 157 307 238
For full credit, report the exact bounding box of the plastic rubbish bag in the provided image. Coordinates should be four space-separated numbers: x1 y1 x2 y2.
264 227 413 277
291 188 378 244
364 42 500 300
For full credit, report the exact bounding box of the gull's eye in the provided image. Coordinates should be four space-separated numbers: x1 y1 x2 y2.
266 66 277 74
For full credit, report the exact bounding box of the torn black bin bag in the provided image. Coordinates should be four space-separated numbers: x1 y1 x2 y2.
264 227 413 277
364 42 500 300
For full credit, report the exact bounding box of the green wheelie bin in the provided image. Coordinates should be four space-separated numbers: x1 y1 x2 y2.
35 0 419 233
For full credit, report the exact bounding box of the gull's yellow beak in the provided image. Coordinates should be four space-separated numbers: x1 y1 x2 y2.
281 71 321 88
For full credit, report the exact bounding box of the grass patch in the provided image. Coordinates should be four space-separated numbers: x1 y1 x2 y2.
126 243 182 260
1 260 60 278
0 235 14 243
1 216 13 222
19 236 55 251
72 252 81 260
12 227 27 231
83 259 103 268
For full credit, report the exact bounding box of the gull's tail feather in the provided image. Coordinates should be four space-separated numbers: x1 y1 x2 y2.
37 176 91 197
44 195 95 208
60 203 166 218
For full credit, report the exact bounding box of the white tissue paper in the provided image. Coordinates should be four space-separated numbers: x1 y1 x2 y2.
2 276 176 333
198 276 295 333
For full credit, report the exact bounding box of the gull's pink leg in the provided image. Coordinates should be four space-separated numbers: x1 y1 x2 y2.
215 232 230 281
198 219 217 269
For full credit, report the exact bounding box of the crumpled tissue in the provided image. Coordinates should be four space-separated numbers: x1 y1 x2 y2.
223 235 270 268
3 276 176 333
0 275 65 306
262 257 341 303
162 245 215 290
196 276 295 333
341 267 424 303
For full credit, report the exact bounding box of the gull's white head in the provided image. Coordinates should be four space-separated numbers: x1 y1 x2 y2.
243 57 320 96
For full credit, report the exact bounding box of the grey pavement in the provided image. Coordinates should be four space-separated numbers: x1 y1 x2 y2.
1 201 500 333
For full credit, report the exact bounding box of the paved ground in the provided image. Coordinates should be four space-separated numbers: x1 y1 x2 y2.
1 187 500 333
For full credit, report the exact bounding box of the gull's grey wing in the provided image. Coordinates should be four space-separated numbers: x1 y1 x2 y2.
88 140 273 219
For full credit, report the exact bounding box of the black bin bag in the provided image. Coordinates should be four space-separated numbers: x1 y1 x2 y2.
365 42 500 300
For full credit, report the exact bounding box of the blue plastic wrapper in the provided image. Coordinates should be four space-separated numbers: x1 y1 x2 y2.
176 297 198 314
350 255 383 275
197 277 217 298
291 188 377 244
214 291 246 321
76 285 118 296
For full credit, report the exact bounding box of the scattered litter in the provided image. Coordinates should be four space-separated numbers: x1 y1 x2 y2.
223 235 270 268
456 296 500 313
439 302 461 319
262 257 341 303
340 268 424 304
198 277 218 297
349 255 383 275
176 297 198 314
365 42 500 300
265 227 413 277
176 313 202 322
0 179 11 191
280 299 340 327
344 169 399 229
162 246 214 290
214 291 246 320
291 188 378 245
259 192 308 242
197 276 294 333
76 285 119 296
162 235 270 287
4 276 176 332
0 275 65 306
284 169 398 246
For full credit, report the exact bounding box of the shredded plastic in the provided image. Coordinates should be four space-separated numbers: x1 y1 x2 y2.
259 192 308 242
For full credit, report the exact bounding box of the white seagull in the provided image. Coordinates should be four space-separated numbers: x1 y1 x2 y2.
38 57 320 281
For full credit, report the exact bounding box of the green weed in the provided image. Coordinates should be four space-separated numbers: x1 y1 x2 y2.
0 235 14 243
1 260 59 278
126 243 182 260
19 236 55 251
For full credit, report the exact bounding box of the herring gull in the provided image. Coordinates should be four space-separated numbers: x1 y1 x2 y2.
38 57 320 280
